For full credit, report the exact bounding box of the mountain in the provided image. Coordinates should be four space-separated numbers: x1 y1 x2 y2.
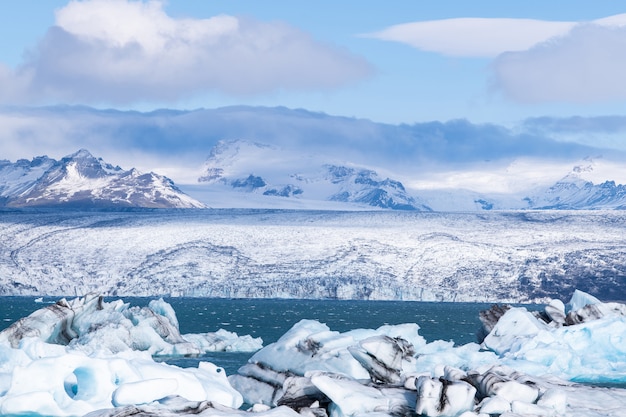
0 149 204 209
523 162 626 210
3 106 626 211
191 139 626 211
197 140 431 211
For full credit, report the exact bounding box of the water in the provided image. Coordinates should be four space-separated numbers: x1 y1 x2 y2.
0 296 537 374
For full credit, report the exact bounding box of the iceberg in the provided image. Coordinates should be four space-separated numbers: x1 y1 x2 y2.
227 290 626 417
0 294 261 416
0 294 263 356
0 290 625 417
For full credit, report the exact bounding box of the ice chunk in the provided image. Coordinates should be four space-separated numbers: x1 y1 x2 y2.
0 294 262 356
244 320 371 380
565 302 626 325
84 396 302 417
148 298 179 329
0 345 243 416
536 388 567 415
481 307 548 355
310 373 415 417
277 375 329 411
544 299 566 325
348 335 414 384
414 376 476 417
566 289 601 313
471 370 538 404
112 378 179 406
477 395 510 415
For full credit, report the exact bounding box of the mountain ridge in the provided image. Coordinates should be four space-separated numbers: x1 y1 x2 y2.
192 139 626 211
0 149 204 209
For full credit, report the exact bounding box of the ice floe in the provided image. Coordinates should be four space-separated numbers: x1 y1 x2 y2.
0 294 262 356
0 291 625 417
0 294 260 416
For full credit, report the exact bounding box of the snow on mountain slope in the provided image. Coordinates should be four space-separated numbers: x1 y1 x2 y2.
4 106 626 211
523 158 626 209
0 156 56 202
0 150 204 209
0 210 624 303
197 140 431 210
193 140 626 211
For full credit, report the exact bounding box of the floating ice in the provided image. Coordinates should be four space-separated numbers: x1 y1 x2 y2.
0 294 259 416
227 290 626 417
0 343 243 416
0 294 262 356
0 291 625 417
482 301 626 384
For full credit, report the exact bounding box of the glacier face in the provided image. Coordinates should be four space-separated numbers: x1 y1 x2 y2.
0 209 624 302
0 149 204 209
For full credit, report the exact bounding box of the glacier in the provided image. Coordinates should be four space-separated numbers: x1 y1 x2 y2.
0 209 625 303
0 291 624 416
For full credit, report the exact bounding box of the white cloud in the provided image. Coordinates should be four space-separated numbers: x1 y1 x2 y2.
365 14 626 58
0 0 372 105
365 18 575 57
367 13 626 103
54 0 238 54
492 24 626 103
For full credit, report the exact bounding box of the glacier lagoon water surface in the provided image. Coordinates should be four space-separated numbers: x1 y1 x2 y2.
0 296 538 375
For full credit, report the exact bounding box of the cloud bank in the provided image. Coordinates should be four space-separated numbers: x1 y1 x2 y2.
0 106 608 174
368 14 626 103
0 0 372 105
492 24 626 103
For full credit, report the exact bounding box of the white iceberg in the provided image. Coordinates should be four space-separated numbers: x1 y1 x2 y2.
228 290 626 417
0 345 242 416
0 290 625 417
0 294 261 416
0 294 263 356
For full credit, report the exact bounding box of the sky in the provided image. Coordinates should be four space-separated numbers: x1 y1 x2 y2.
1 0 626 126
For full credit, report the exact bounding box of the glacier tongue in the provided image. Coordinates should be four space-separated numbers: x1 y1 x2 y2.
1 210 626 303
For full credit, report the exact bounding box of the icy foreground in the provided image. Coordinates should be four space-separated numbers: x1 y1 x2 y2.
0 294 261 415
0 292 623 416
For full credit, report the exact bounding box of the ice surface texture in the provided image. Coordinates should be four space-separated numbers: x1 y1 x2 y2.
227 289 626 417
1 210 626 303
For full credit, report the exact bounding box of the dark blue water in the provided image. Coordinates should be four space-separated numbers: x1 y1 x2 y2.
0 297 538 374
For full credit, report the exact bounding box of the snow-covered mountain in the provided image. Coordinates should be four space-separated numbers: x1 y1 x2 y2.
191 139 626 211
0 149 204 209
522 161 626 209
3 106 626 211
197 140 431 210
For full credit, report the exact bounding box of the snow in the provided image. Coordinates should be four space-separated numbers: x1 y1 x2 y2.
1 210 626 303
0 291 624 416
191 140 626 211
0 150 205 209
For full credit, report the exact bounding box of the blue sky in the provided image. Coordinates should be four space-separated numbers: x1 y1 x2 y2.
1 0 626 125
